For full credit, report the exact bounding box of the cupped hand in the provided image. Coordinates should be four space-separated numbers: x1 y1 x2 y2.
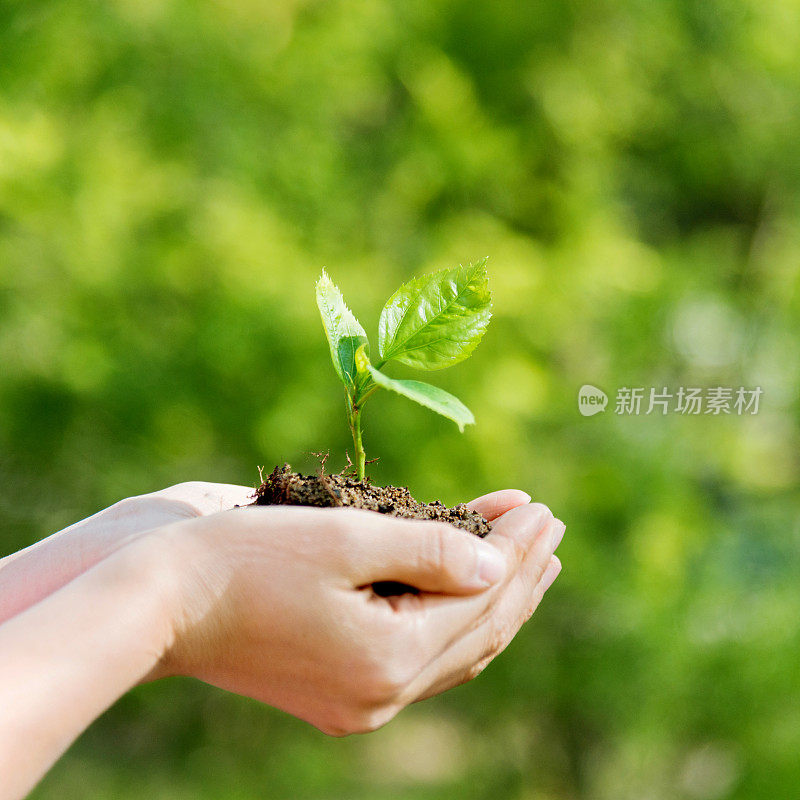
153 489 564 736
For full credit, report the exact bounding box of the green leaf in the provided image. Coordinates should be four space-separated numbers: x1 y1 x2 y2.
315 269 369 391
359 351 475 432
378 258 492 371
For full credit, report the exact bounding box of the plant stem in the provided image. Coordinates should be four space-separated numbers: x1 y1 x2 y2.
351 404 366 481
345 391 367 481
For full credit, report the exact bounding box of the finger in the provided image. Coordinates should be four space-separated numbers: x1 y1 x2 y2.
413 556 562 701
466 489 532 522
482 502 555 569
383 506 557 624
384 512 563 663
539 554 562 595
407 544 564 703
369 498 539 599
343 515 508 595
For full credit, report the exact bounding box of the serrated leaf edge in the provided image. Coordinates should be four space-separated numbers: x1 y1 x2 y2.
315 268 368 390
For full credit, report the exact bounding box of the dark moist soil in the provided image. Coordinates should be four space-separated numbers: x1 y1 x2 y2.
251 464 492 596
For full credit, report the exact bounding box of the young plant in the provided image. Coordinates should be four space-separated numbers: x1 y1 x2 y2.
315 259 492 480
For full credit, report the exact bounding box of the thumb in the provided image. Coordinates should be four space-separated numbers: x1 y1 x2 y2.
348 518 507 595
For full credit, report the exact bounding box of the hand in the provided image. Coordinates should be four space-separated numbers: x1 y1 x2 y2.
153 489 564 736
0 486 563 798
0 482 255 624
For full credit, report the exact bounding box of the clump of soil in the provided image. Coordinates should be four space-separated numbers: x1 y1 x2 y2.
251 464 491 597
252 463 491 537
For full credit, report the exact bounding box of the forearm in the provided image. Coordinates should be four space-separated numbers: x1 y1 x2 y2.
0 500 146 624
0 484 253 626
0 533 177 800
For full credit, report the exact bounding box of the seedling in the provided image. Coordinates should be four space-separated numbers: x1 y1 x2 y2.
315 259 492 480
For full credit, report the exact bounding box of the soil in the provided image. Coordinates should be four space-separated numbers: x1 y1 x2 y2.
250 463 492 596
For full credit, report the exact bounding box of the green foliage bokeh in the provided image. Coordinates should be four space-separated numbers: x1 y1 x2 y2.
1 1 799 798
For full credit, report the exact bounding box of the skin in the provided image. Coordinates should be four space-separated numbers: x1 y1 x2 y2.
0 482 564 800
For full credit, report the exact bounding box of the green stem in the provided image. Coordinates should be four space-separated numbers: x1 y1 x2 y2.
345 390 367 481
351 404 366 481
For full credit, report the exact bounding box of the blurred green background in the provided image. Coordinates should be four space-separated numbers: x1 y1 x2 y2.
2 0 799 798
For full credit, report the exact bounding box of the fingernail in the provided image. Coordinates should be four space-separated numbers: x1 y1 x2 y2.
541 558 562 593
475 543 506 586
550 520 566 551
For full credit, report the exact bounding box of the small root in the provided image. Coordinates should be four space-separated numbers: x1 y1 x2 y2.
318 471 343 506
362 456 380 481
338 451 358 477
310 450 342 505
309 450 330 474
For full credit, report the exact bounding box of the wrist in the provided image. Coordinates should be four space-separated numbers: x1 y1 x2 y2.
120 528 191 683
137 514 238 682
